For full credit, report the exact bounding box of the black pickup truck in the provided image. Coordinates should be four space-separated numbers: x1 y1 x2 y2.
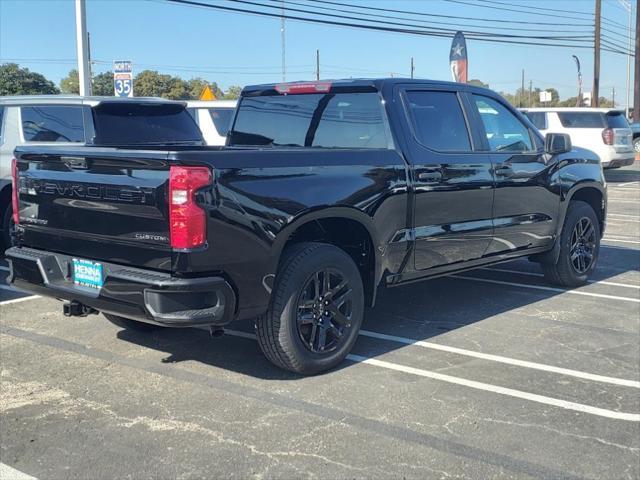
6 79 606 374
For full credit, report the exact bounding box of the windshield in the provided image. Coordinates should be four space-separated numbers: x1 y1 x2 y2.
91 103 203 145
228 92 390 149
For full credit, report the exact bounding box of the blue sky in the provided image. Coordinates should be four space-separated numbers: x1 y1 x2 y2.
0 0 635 103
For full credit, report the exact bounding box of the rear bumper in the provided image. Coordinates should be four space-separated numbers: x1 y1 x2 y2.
603 156 635 168
5 247 236 327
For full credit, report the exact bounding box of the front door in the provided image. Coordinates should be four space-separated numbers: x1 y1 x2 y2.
470 94 557 254
399 88 495 271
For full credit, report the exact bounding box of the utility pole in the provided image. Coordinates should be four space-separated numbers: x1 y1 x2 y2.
528 79 532 107
280 0 286 82
520 69 525 108
411 57 415 79
620 0 632 118
75 0 91 96
634 0 639 122
316 49 320 81
592 0 601 107
612 86 615 107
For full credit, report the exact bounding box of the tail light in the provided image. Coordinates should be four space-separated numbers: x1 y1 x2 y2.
169 165 212 249
275 82 332 94
602 128 614 145
11 158 19 225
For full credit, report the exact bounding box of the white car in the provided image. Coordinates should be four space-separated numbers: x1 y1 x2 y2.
521 108 634 169
187 100 237 146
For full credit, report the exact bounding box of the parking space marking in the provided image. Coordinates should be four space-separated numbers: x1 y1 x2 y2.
603 237 640 245
608 213 640 219
358 330 640 388
0 295 40 306
480 267 640 289
452 275 640 303
0 463 38 480
223 330 640 422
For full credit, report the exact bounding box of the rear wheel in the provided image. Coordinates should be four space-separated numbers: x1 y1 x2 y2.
104 313 164 332
256 242 364 375
1 202 15 250
542 200 600 287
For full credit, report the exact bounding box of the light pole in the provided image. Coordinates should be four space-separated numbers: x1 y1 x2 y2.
620 0 632 118
75 0 91 96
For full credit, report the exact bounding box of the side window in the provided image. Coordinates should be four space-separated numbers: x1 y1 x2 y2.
473 95 533 152
21 105 85 142
208 108 234 136
405 91 471 151
524 111 547 130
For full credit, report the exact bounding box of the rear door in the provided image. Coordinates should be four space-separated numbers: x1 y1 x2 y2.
470 94 557 253
397 86 494 271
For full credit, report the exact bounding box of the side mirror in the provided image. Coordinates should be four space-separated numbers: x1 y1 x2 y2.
545 133 572 154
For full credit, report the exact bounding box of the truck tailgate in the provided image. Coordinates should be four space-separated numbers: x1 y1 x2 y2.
14 148 173 271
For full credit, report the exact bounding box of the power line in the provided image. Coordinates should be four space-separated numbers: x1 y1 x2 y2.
233 0 594 41
454 0 628 29
163 0 629 55
270 0 596 33
305 0 595 27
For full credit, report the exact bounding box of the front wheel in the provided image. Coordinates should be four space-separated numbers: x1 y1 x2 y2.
542 200 600 287
256 242 364 375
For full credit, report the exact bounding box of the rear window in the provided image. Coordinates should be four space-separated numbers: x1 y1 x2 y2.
208 108 234 136
91 103 203 145
229 92 390 149
606 112 629 129
405 91 471 151
523 111 547 130
21 105 85 142
557 112 605 128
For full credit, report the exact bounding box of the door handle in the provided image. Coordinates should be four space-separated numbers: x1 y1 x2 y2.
494 164 513 177
418 171 443 183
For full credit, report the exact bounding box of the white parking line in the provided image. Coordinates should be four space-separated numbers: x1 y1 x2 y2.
358 330 640 388
481 267 640 290
452 275 640 303
348 355 640 422
223 329 640 421
0 295 40 306
603 237 640 245
608 213 640 218
611 181 640 187
0 463 38 480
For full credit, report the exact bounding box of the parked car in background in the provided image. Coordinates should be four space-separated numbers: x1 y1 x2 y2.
187 100 236 145
521 107 634 168
7 79 605 375
630 121 640 153
0 95 203 248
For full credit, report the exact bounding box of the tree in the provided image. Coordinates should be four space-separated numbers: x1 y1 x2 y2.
133 70 192 99
0 63 59 95
92 71 114 96
223 85 243 100
60 69 79 94
468 79 489 88
60 69 115 96
187 78 223 99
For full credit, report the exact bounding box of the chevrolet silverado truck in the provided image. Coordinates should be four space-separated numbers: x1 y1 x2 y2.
6 79 606 375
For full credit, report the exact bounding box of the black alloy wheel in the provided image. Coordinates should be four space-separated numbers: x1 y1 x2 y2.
296 268 353 353
569 217 596 274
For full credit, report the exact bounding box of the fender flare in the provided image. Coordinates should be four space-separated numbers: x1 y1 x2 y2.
268 207 382 302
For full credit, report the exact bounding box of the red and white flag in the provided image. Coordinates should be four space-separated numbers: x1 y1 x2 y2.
449 31 468 83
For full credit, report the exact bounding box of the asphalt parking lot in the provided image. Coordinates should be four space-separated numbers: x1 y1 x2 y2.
1 165 639 480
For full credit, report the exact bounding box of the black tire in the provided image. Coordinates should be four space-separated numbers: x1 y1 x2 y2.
104 313 164 332
256 242 364 375
542 200 600 287
1 202 15 251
